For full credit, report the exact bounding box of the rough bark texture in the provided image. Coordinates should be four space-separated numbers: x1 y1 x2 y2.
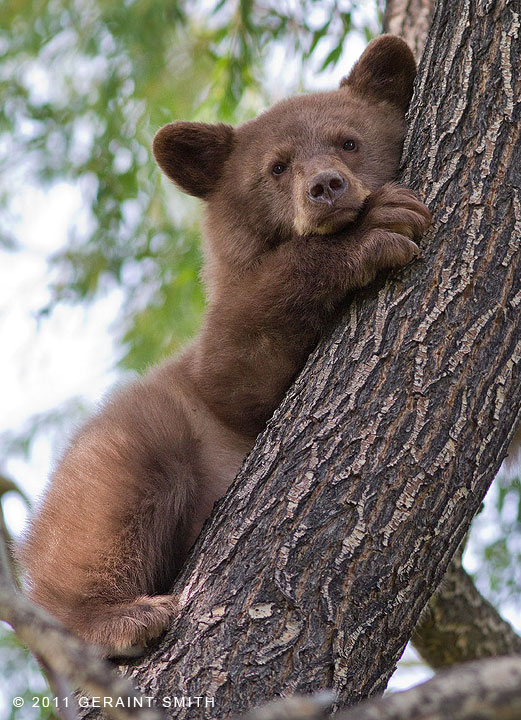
383 0 521 670
383 0 434 60
238 657 521 720
412 552 521 668
332 656 521 720
81 1 521 718
109 1 521 716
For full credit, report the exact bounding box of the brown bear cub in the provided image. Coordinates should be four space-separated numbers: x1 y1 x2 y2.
18 35 431 654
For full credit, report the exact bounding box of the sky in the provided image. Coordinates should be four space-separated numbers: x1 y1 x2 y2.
0 183 122 531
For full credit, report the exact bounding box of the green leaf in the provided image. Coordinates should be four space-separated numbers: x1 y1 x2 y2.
320 42 344 72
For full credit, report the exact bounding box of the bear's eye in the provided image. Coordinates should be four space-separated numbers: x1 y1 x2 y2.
342 139 357 152
272 162 287 176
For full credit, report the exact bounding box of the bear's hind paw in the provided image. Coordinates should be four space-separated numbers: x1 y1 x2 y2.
80 594 179 657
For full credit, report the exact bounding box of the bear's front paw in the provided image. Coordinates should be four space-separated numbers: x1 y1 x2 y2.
359 182 431 271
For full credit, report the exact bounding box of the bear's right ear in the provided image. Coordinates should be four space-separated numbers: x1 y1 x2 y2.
153 122 235 199
340 35 416 113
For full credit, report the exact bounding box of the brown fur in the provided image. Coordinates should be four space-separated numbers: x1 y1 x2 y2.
17 36 431 654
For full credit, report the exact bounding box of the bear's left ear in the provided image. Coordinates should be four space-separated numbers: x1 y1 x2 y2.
340 35 416 113
153 121 236 199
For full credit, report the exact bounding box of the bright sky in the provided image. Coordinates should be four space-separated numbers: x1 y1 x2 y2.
1 183 123 528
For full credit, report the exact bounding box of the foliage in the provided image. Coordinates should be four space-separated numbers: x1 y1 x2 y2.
0 0 381 372
0 627 55 720
0 1 382 712
466 471 521 608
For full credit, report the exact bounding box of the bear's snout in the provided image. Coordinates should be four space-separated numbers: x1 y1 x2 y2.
307 171 347 205
293 159 371 236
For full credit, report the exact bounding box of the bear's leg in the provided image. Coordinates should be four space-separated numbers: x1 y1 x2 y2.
64 421 199 654
18 376 201 655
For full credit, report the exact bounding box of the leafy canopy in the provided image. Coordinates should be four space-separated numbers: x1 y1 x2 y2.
0 0 379 370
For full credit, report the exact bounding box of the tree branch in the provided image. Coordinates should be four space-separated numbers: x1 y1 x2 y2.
412 552 521 667
383 0 434 60
237 691 334 720
237 657 521 720
335 656 521 720
0 517 163 720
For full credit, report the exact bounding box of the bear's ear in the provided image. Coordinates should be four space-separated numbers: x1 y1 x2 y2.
340 35 416 113
153 122 235 199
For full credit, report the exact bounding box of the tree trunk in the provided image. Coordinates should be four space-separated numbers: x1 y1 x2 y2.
383 0 434 60
383 0 521 670
95 1 520 717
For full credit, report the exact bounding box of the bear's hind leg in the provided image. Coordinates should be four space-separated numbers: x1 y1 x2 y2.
18 377 200 656
69 458 197 655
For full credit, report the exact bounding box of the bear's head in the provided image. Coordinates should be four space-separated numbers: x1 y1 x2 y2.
153 35 416 274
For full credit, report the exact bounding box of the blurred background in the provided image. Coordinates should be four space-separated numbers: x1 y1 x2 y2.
1 0 520 717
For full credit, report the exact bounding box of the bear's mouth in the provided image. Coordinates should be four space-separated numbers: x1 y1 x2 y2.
295 202 366 237
294 170 371 236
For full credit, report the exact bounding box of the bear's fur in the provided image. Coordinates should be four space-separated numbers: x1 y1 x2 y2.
17 35 431 653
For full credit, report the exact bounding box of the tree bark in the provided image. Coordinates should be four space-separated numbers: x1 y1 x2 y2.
383 0 434 60
383 0 521 670
82 1 521 717
326 656 521 720
412 551 521 668
238 657 521 720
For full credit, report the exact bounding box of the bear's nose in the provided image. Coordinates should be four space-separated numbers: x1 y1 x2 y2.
307 172 347 204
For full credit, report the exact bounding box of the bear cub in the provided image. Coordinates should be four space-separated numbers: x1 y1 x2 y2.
18 35 431 654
